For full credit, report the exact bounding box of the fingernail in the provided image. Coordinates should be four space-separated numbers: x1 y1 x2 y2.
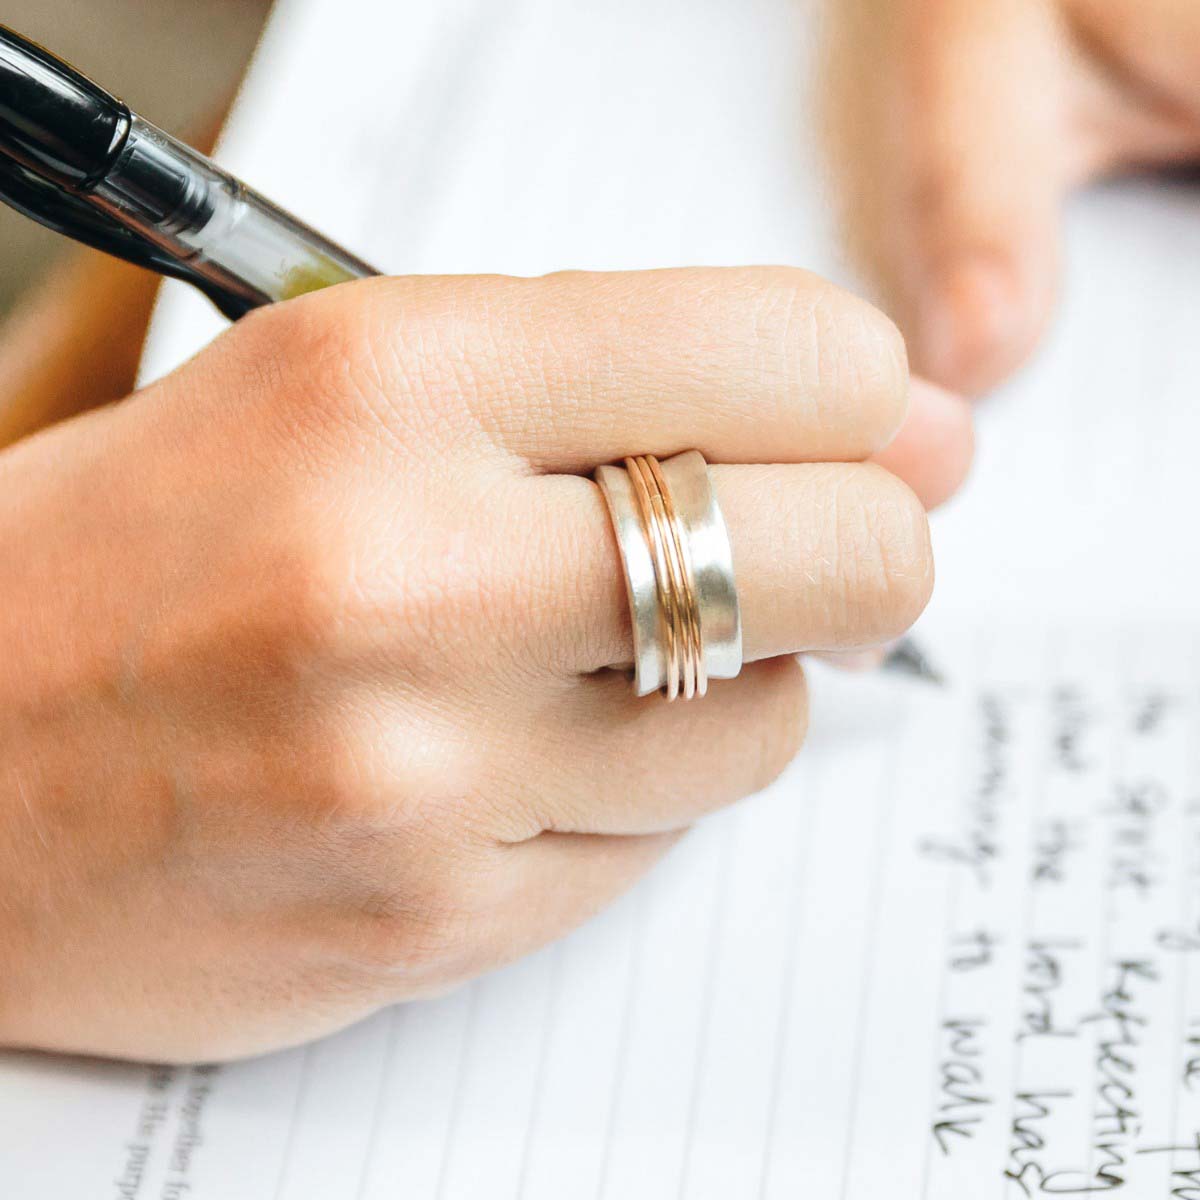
916 257 1027 396
813 645 890 673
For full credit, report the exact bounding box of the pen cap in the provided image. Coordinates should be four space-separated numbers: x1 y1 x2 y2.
0 26 129 189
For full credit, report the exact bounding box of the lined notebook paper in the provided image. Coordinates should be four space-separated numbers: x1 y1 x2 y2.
6 0 1200 1194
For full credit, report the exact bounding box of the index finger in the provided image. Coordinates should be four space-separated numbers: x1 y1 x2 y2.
336 268 912 472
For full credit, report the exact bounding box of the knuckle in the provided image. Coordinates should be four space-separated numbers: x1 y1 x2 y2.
308 770 503 981
237 282 447 450
358 883 473 973
297 706 478 834
401 497 556 680
258 495 545 690
298 747 509 981
251 708 391 830
258 527 363 667
241 290 377 400
740 269 908 455
815 287 909 450
837 464 934 637
304 716 393 820
158 532 361 711
354 850 496 980
244 518 421 687
318 280 513 459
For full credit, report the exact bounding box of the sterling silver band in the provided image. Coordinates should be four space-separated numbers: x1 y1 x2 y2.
595 450 743 699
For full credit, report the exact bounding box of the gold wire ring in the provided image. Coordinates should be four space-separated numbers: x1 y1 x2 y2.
645 454 706 699
626 455 694 699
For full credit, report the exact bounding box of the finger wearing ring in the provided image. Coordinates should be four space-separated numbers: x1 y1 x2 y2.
510 461 933 680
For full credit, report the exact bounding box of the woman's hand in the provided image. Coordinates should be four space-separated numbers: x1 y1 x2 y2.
0 268 970 1062
823 0 1200 396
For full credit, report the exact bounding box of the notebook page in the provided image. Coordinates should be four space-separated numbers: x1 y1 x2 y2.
7 0 1200 1195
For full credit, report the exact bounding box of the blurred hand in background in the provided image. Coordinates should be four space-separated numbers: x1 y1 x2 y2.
823 0 1200 397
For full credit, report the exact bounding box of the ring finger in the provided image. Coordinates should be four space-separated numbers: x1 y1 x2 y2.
514 459 934 675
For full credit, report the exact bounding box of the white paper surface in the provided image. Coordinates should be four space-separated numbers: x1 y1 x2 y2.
6 0 1200 1195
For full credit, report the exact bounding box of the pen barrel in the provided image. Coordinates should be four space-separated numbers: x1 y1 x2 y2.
89 116 377 309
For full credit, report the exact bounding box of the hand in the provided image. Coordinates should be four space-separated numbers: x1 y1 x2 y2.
0 268 970 1062
822 0 1200 395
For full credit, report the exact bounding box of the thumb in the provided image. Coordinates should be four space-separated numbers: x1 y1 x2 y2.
900 0 1070 395
824 0 1071 397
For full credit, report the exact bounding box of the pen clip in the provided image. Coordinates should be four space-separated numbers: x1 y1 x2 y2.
0 158 255 321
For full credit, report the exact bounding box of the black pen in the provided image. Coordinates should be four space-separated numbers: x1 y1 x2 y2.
0 24 377 320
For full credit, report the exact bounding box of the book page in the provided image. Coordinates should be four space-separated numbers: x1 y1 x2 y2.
9 0 1200 1195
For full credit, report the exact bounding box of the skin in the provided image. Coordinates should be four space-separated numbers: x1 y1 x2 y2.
0 266 971 1062
822 0 1200 397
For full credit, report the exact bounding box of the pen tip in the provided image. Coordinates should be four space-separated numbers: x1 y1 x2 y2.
882 638 946 687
